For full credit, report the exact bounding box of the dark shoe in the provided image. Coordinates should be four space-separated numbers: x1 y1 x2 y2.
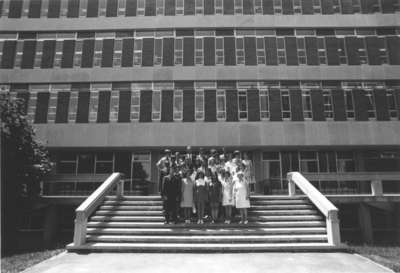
164 221 170 225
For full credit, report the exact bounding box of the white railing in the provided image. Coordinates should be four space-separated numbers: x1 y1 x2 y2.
287 172 341 246
73 172 124 246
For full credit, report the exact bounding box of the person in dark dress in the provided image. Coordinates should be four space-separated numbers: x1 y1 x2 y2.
161 166 182 224
156 149 172 192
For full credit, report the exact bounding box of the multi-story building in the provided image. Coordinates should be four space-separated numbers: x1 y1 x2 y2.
1 0 399 249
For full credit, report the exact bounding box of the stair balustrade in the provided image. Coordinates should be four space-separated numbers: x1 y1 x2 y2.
287 172 341 246
73 172 124 247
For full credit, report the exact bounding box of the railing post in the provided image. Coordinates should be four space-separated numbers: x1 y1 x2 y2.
371 180 383 196
73 211 87 247
288 176 296 196
116 178 124 198
326 210 341 246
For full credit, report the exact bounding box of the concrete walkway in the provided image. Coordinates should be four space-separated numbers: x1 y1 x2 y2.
23 252 393 273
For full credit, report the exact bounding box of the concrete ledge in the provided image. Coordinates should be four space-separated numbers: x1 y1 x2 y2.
1 14 399 31
33 121 400 148
2 66 400 83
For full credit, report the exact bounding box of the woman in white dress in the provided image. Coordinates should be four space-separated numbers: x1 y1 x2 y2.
233 170 250 224
219 170 234 224
180 170 194 224
242 152 255 193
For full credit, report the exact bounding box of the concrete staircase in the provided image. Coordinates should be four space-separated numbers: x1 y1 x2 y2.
68 195 343 252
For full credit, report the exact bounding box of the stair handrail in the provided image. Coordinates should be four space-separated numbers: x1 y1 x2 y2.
287 172 341 246
73 172 124 247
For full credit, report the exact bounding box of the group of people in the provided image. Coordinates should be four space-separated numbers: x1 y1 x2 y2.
157 146 255 225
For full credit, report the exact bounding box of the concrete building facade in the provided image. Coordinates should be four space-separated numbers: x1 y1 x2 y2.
0 0 399 248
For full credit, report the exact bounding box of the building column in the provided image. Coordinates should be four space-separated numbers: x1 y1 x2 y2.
43 205 59 248
358 203 373 244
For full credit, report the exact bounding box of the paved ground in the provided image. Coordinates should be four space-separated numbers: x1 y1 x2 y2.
22 252 393 273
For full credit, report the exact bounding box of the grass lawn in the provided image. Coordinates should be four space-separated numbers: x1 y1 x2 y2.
1 248 65 273
349 245 400 272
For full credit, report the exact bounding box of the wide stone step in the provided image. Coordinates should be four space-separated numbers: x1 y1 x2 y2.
250 195 307 200
251 200 311 205
86 234 328 244
67 242 340 252
106 196 162 201
86 226 327 235
248 209 319 215
86 220 325 228
250 204 313 210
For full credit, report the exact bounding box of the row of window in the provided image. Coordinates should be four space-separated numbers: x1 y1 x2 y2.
2 0 399 19
1 32 400 68
7 84 400 124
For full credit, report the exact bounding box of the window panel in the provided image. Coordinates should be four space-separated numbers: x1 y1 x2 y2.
282 0 294 13
160 90 173 121
176 0 183 14
152 90 161 121
55 91 70 123
223 0 234 13
145 0 156 15
97 90 111 122
224 37 236 65
183 37 194 66
34 92 50 124
184 0 195 14
1 41 17 68
106 0 118 16
265 37 278 65
215 0 223 13
311 89 326 121
195 89 204 120
8 0 22 18
204 0 215 13
226 89 239 121
48 0 61 17
28 0 42 18
101 39 114 67
67 0 79 17
244 36 257 65
87 0 99 17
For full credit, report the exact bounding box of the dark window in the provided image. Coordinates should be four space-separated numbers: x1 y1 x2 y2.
285 37 298 65
282 0 294 14
331 89 347 121
28 0 42 18
226 90 239 121
142 38 154 66
223 0 234 14
365 36 381 65
48 0 61 17
61 40 75 68
353 89 369 121
101 39 114 67
126 0 137 16
247 89 261 121
305 37 319 65
244 37 257 65
265 37 278 65
165 0 176 15
87 0 99 17
204 0 215 14
1 41 17 69
183 37 194 66
106 0 118 16
34 92 50 124
301 0 314 14
204 89 217 122
386 36 400 65
55 92 70 123
77 154 95 173
139 90 152 122
97 91 111 123
289 89 304 121
81 39 95 68
76 92 90 123
381 0 395 13
374 89 390 121
145 0 156 15
360 0 378 13
243 0 254 14
345 36 363 65
67 0 80 17
118 90 131 122
8 0 22 18
162 38 174 66
269 89 282 121
41 40 56 68
224 37 236 66
21 41 37 69
321 0 334 14
204 37 215 66
263 0 274 13
325 37 340 65
183 89 195 122
121 38 134 67
311 89 325 121
184 0 195 14
340 0 353 13
161 90 174 122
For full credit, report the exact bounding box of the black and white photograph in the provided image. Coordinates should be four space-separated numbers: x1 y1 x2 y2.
0 0 400 272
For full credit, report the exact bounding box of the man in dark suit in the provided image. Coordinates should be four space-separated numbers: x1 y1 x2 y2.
161 166 182 224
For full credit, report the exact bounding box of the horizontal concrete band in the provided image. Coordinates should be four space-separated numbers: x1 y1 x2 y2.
1 14 399 31
34 121 400 148
2 66 400 83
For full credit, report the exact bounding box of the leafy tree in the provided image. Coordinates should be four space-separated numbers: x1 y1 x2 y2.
1 92 52 254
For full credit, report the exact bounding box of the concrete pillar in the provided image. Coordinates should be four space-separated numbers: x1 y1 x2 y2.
43 205 59 248
358 203 373 244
